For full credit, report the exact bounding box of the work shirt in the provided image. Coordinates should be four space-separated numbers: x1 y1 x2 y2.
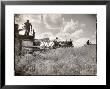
24 22 32 31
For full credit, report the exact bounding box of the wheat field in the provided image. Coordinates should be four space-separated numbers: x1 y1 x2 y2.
15 44 97 76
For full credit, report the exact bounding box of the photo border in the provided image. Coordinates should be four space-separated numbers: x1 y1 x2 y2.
1 1 110 88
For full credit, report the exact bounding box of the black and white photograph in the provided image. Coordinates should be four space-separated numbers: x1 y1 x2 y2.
1 0 108 86
14 14 97 76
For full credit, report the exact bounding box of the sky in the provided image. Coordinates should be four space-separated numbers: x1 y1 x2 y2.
15 14 96 47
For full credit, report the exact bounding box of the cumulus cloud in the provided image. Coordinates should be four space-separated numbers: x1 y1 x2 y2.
35 32 55 40
15 14 42 32
43 14 62 29
62 19 79 33
73 38 89 47
94 31 96 35
91 35 96 39
56 32 71 41
90 31 96 44
71 29 83 39
15 14 96 47
80 23 86 28
91 39 96 44
45 23 61 30
15 14 41 24
55 19 84 42
56 30 83 41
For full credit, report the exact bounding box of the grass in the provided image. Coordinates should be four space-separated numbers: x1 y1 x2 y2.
15 44 97 76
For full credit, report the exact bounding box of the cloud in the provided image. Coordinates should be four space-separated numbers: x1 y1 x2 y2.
73 38 89 47
62 19 79 33
45 23 61 30
90 31 96 44
15 14 95 46
55 20 84 41
91 35 96 38
56 32 71 41
15 14 42 30
35 32 55 40
44 14 62 23
91 39 96 44
71 29 83 39
55 29 84 42
43 14 62 29
94 31 96 35
80 23 86 28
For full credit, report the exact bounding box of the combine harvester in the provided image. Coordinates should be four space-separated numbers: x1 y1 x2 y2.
15 21 74 55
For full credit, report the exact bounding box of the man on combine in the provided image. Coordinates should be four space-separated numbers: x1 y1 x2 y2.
24 20 32 36
86 40 91 45
53 37 61 48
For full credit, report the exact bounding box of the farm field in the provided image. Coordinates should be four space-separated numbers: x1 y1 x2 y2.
15 44 97 76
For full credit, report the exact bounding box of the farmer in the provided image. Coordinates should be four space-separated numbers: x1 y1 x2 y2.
87 40 90 45
53 37 61 48
24 20 32 36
